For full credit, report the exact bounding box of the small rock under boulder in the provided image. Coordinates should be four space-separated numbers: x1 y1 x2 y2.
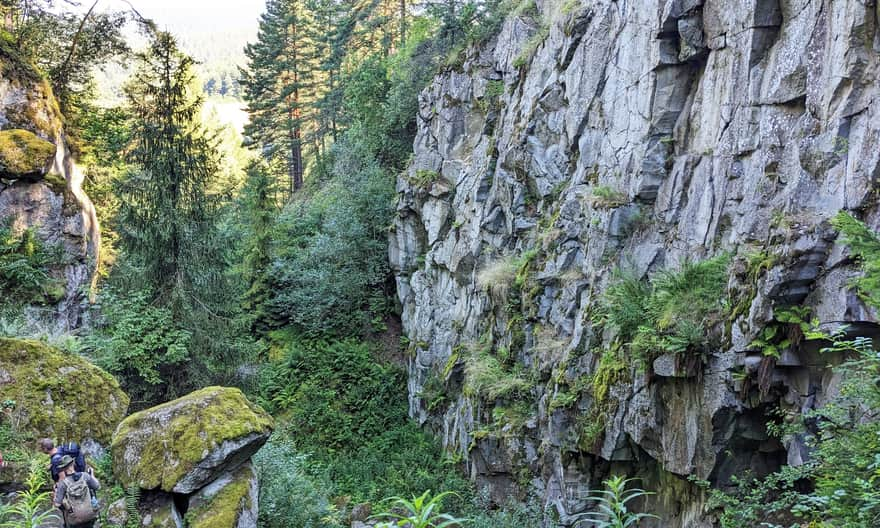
111 386 273 494
185 462 258 528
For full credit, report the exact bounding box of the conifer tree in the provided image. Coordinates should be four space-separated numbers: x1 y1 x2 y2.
240 159 278 333
112 32 248 398
117 31 220 295
242 0 316 196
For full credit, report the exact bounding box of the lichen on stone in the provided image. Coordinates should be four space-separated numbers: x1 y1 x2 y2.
0 338 130 445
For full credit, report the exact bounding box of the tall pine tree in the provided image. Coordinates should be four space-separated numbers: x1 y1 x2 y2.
242 0 316 196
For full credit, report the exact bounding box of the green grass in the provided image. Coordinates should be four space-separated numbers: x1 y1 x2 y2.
590 185 627 208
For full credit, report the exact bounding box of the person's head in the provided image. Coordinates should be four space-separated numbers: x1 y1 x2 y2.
57 455 75 476
38 438 55 455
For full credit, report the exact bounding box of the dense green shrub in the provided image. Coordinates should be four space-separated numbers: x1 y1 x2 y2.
81 286 192 406
268 135 395 338
257 337 471 504
596 254 730 363
253 437 344 528
0 221 64 306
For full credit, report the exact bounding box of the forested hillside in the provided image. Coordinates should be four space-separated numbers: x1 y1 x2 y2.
1 0 880 527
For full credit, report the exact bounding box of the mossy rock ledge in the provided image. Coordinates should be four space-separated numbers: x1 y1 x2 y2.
0 338 129 445
0 128 56 179
185 462 258 528
111 386 274 494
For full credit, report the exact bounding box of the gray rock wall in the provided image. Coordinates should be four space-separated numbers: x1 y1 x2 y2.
0 60 101 331
390 0 880 525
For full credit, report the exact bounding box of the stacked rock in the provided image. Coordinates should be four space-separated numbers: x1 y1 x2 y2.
110 386 273 528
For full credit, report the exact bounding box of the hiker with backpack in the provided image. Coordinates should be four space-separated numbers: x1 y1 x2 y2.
39 439 89 484
53 454 100 528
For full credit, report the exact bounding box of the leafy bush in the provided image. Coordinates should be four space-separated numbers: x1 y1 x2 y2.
0 455 59 528
253 437 343 528
268 134 395 338
257 337 471 504
81 286 191 406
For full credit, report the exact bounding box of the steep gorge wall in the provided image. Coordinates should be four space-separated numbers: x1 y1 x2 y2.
390 0 880 525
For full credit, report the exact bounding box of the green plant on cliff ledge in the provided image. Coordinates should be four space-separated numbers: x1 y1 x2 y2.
831 211 880 308
464 348 533 401
597 254 730 364
0 221 64 306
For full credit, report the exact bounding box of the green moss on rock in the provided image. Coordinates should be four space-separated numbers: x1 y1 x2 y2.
0 129 56 178
185 463 256 528
111 386 273 493
0 338 130 445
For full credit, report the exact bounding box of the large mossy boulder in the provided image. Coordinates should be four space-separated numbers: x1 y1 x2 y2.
0 129 56 179
185 462 258 528
111 386 273 494
0 338 129 445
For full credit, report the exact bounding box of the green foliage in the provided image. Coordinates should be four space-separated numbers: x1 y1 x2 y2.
408 169 441 189
99 32 255 405
598 254 730 363
575 476 658 528
464 348 533 401
0 455 59 528
589 185 627 208
81 286 191 406
373 491 466 528
268 134 395 338
257 337 470 504
238 159 279 333
253 437 344 528
712 328 880 527
0 221 63 307
749 306 812 358
831 211 880 309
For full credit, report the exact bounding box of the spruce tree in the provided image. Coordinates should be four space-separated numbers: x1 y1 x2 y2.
118 31 219 294
112 31 247 400
240 159 278 334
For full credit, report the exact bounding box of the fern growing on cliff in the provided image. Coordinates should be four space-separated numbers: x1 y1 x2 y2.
831 211 880 308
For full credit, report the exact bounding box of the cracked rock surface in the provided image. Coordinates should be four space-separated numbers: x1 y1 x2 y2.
390 0 880 524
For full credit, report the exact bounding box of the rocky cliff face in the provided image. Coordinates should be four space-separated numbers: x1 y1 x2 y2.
390 0 880 525
0 46 101 331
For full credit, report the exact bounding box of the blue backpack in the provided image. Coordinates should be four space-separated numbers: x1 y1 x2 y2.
50 442 86 482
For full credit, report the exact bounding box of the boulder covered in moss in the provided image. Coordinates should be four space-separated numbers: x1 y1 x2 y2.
111 386 273 494
185 462 258 528
0 338 129 445
0 128 56 179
